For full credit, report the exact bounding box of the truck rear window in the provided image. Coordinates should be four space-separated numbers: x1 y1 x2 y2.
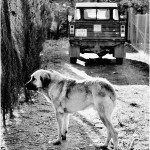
75 9 81 20
84 9 110 20
113 9 119 20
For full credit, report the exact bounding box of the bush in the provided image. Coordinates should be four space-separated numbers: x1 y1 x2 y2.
1 0 22 126
1 0 48 126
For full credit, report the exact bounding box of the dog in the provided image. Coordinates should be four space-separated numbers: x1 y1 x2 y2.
25 69 118 149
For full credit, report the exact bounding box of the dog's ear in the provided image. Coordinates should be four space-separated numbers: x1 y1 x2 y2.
40 73 51 89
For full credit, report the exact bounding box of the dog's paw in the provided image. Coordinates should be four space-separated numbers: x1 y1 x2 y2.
61 135 66 140
52 140 61 145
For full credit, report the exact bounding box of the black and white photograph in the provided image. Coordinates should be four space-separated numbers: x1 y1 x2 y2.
1 0 149 150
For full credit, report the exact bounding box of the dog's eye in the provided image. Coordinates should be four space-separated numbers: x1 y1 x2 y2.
32 76 37 82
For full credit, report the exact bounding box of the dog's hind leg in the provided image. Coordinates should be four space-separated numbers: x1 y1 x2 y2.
96 102 118 150
92 92 118 150
61 113 70 140
101 115 118 150
99 115 112 147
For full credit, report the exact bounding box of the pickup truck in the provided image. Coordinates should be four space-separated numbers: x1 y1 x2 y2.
68 2 127 64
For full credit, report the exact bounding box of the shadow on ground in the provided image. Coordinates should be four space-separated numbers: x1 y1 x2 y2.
68 56 149 86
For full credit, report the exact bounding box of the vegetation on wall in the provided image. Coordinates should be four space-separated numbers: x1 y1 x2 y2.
1 0 48 126
1 0 22 126
119 0 149 14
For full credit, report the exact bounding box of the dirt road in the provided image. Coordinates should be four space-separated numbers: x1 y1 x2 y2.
1 39 149 150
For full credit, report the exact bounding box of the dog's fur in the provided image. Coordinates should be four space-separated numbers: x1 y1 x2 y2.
25 69 118 149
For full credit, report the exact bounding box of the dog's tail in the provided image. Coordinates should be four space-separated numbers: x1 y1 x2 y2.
106 82 116 102
97 78 117 102
108 85 116 102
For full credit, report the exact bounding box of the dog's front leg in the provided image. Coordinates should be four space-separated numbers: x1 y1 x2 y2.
62 113 70 140
53 112 64 145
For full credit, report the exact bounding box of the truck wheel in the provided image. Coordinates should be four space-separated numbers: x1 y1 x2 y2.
116 58 123 65
70 57 77 64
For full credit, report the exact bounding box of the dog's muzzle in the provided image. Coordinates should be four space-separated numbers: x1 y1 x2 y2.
25 81 38 91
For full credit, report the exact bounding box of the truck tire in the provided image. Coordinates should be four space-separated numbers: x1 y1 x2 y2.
70 57 77 64
116 58 123 65
114 44 126 65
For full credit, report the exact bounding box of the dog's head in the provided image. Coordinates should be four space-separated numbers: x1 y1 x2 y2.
25 69 52 91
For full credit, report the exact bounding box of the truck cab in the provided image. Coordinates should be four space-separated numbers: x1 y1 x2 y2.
68 2 127 64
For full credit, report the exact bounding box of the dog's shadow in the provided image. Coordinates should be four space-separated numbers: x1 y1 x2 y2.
96 147 108 150
95 145 114 150
49 142 111 150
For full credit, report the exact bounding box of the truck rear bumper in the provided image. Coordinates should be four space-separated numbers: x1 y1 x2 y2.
69 39 126 47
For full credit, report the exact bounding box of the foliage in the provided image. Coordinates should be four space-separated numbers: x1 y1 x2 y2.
69 0 149 13
1 0 22 125
119 0 149 13
20 0 47 82
44 2 71 39
1 0 48 125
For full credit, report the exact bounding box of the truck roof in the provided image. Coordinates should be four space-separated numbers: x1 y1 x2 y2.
75 2 118 8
